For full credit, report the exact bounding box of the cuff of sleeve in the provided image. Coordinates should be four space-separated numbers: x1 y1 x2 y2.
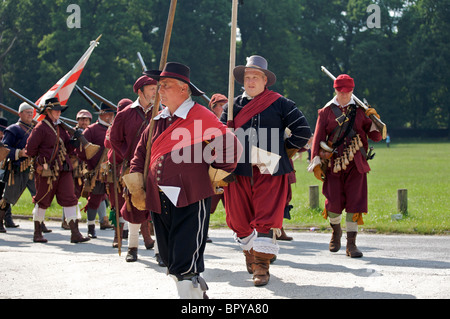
307 155 321 172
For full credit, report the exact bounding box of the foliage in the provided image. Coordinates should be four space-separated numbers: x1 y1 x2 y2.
0 0 448 130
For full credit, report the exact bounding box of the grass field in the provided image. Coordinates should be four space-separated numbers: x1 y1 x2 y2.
10 140 450 235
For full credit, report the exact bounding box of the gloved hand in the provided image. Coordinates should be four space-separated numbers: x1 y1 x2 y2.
286 148 299 159
313 165 325 182
122 172 146 211
365 107 380 119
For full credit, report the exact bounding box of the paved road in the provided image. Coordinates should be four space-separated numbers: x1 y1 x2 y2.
1 219 449 299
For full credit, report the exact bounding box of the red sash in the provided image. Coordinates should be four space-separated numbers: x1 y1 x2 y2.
150 103 228 168
228 88 281 129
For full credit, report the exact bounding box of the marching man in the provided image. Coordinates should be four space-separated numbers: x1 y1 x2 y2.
125 62 241 298
220 55 311 286
308 74 382 257
25 97 90 244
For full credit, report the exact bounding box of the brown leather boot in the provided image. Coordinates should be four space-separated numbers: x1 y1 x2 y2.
140 221 155 249
243 249 254 274
346 232 363 258
69 220 90 243
329 223 342 252
41 222 52 233
252 250 275 286
276 227 293 241
33 221 48 243
100 216 113 230
0 209 6 233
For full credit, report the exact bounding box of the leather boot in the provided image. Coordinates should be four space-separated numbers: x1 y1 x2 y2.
140 221 155 249
0 209 6 233
346 232 363 258
33 221 47 243
113 223 124 248
88 224 97 238
61 220 70 230
41 222 52 233
243 249 254 274
126 247 138 262
252 250 275 286
100 216 113 230
329 223 342 252
276 227 293 241
4 209 19 228
69 220 90 243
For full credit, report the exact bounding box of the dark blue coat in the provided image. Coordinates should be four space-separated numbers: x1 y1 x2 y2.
220 94 311 176
2 121 34 168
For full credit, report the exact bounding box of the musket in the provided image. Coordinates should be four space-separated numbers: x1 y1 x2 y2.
111 150 121 256
75 85 101 112
137 52 148 72
8 88 100 160
82 86 117 111
320 66 387 139
8 88 78 126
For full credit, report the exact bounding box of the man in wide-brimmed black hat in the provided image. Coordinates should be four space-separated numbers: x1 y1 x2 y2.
125 61 241 298
220 55 312 287
25 97 90 244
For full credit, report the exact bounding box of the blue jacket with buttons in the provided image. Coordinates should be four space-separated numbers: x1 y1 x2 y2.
220 94 311 176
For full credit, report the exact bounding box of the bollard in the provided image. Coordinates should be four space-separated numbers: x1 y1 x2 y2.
397 189 408 215
309 185 319 209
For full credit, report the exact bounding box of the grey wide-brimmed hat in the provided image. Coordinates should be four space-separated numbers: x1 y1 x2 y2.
233 55 276 87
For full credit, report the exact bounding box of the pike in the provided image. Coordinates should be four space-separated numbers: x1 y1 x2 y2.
320 66 387 139
143 0 177 182
8 88 100 160
75 85 101 112
226 0 239 130
82 86 117 111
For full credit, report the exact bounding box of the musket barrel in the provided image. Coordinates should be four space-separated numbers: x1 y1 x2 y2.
82 86 117 111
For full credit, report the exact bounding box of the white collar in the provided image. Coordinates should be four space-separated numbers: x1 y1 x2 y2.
98 118 111 127
332 95 355 108
242 91 254 100
154 97 194 120
131 98 152 113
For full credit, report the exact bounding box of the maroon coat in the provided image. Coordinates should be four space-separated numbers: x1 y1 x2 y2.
26 118 75 171
311 101 382 175
109 101 153 223
109 102 153 172
25 117 78 209
130 103 240 214
79 122 108 170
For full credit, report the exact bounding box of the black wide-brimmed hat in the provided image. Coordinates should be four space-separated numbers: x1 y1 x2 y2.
94 102 117 114
143 62 204 96
233 55 276 87
40 97 68 114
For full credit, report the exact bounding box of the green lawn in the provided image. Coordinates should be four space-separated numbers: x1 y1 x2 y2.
211 139 450 235
10 140 450 235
